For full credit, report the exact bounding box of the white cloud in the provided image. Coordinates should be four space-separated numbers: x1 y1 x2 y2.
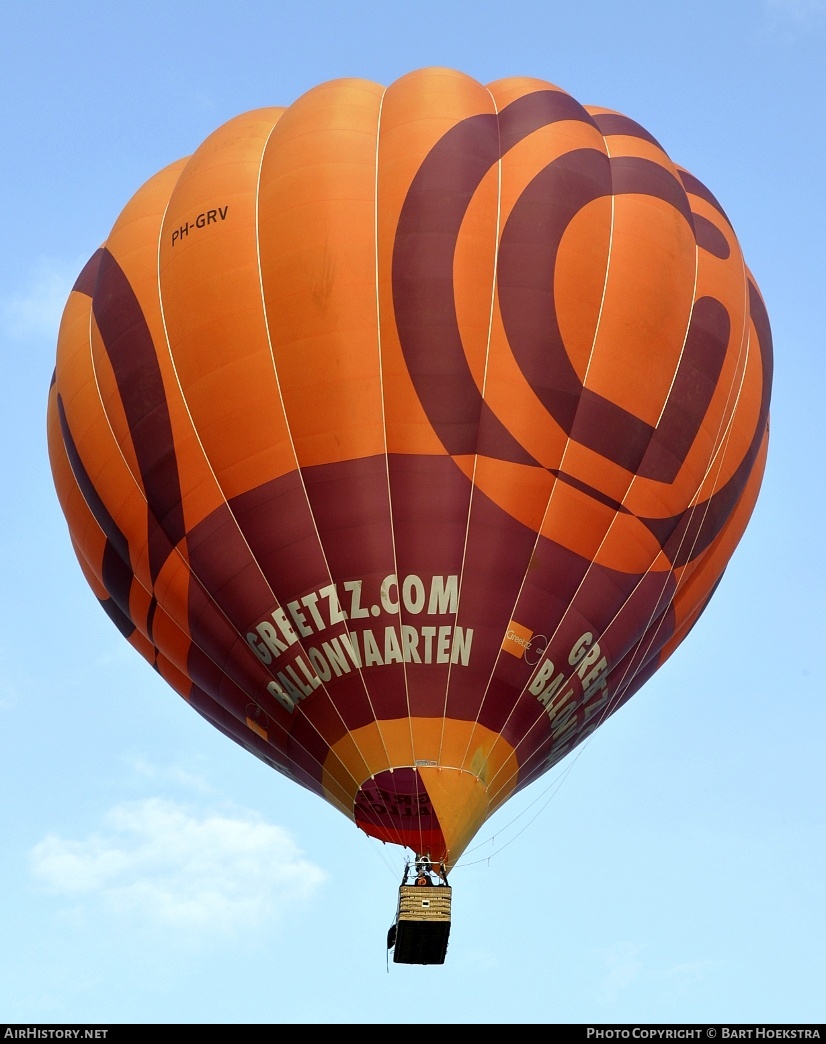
0 677 19 710
653 959 719 993
763 0 825 25
597 942 644 1004
30 798 326 936
1 257 85 341
127 755 216 795
0 647 26 710
594 946 719 1005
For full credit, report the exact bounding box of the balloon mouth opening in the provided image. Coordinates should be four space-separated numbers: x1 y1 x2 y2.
354 767 448 861
351 763 495 866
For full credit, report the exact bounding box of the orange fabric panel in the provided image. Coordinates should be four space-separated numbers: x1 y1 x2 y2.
256 83 386 469
55 308 152 579
159 109 297 502
453 455 556 534
487 75 569 107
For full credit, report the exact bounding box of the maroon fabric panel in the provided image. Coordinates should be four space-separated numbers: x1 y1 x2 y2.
445 480 541 726
637 297 730 481
184 583 296 721
693 213 731 259
521 601 678 786
186 682 322 796
302 455 395 578
185 653 289 758
392 111 537 464
497 88 596 153
590 112 664 150
386 454 473 717
56 395 136 638
678 168 731 225
548 469 627 513
610 155 693 226
471 509 678 763
56 396 131 566
72 248 104 296
229 470 329 596
288 686 365 768
187 502 283 629
91 250 185 584
641 279 772 568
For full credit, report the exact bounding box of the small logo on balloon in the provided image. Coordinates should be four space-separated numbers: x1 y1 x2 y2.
501 620 534 659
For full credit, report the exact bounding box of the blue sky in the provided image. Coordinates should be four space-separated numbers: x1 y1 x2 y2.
1 0 823 1025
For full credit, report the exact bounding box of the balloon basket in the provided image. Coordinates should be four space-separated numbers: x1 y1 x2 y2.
389 883 452 965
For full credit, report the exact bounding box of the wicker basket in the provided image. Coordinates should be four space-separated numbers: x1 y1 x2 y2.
397 884 452 921
393 884 452 965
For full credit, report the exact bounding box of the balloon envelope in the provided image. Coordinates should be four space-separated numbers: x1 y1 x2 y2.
47 69 772 866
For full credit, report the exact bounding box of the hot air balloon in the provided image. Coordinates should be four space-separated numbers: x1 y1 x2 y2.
47 68 772 965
